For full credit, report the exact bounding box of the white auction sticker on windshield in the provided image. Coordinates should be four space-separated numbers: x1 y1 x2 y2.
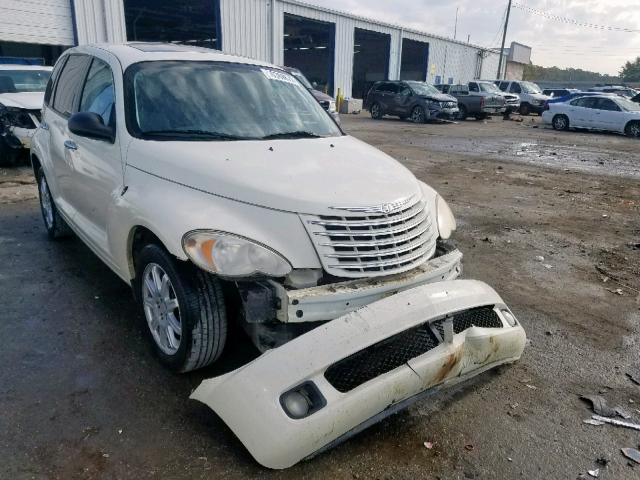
261 69 299 85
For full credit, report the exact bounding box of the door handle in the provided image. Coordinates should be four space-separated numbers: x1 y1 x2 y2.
40 122 49 130
64 140 78 151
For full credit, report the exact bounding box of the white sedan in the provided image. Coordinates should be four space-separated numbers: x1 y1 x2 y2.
542 94 640 138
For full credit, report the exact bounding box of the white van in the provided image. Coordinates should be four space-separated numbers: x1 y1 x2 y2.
494 80 550 115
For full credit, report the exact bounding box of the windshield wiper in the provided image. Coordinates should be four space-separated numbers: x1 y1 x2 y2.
262 131 322 140
141 129 252 140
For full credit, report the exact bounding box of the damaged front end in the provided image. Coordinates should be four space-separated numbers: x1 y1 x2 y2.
191 279 526 469
0 104 40 165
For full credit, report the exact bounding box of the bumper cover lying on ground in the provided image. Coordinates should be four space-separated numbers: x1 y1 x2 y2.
191 279 526 469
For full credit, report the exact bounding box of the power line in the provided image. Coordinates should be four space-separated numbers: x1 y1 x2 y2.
512 2 640 33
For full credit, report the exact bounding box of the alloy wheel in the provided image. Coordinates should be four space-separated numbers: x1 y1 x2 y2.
142 263 182 355
553 116 567 130
412 107 425 123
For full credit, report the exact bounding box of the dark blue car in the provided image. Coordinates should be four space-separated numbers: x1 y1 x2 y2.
547 91 605 104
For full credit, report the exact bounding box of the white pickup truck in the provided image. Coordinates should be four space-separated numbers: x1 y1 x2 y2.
31 42 526 469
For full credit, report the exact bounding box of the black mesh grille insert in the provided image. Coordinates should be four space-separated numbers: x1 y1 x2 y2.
433 306 503 338
324 306 503 393
324 324 439 393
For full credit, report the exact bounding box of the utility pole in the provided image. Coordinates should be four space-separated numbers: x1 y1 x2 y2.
496 0 512 80
454 7 459 40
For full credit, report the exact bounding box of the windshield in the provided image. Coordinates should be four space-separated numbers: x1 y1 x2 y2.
288 69 313 90
0 69 51 93
124 61 342 141
521 81 542 94
406 81 440 96
616 97 640 111
478 82 500 93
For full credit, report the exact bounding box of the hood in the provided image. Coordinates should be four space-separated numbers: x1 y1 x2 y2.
0 91 44 110
126 135 422 215
311 89 333 103
529 93 550 101
421 93 457 103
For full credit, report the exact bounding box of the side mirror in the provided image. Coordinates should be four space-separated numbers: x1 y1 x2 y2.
68 112 114 143
312 81 319 89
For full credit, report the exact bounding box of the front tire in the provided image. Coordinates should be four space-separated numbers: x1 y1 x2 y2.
135 244 227 372
36 167 73 239
411 106 426 124
457 105 468 121
625 121 640 138
519 103 531 116
552 114 569 131
370 102 383 119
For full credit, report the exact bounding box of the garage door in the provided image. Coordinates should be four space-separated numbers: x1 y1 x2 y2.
0 0 75 46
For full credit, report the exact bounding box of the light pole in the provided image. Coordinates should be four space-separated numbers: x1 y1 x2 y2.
496 0 512 80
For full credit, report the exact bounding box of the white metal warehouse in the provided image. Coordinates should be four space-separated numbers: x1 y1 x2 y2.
1 0 504 98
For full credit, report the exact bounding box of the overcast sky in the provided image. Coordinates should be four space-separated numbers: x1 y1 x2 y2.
304 0 640 76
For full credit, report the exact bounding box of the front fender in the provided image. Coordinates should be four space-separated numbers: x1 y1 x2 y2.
109 165 322 281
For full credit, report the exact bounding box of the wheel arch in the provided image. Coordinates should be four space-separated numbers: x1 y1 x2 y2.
30 152 42 179
127 225 173 282
624 119 640 136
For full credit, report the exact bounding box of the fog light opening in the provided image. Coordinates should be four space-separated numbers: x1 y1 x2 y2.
280 382 327 420
282 391 310 419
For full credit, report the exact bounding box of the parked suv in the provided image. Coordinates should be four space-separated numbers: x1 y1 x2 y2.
0 65 52 165
436 81 505 120
282 66 339 123
495 80 550 115
32 43 525 469
365 80 459 122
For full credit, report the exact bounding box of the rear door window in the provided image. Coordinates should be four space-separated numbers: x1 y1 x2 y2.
572 97 597 108
52 55 92 117
595 98 621 111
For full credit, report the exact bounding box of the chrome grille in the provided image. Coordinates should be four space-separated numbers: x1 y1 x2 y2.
302 198 437 278
442 101 457 108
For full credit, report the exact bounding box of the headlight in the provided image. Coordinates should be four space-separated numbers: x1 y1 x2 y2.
328 101 336 112
0 105 36 129
182 231 291 277
436 195 456 240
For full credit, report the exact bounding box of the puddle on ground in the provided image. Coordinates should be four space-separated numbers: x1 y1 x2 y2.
423 136 640 180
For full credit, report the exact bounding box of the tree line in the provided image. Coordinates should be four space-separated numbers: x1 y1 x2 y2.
523 57 640 84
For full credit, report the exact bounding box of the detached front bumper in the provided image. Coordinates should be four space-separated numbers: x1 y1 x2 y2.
191 279 526 469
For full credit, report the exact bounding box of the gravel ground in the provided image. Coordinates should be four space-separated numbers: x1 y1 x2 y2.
0 113 639 479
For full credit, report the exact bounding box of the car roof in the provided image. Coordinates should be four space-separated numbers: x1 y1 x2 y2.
0 64 53 71
61 43 276 70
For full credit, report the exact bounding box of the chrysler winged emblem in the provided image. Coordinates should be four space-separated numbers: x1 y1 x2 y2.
330 195 416 214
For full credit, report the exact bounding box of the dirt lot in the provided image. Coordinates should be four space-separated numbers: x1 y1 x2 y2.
1 114 639 479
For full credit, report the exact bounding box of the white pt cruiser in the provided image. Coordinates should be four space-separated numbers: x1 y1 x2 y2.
32 43 526 469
